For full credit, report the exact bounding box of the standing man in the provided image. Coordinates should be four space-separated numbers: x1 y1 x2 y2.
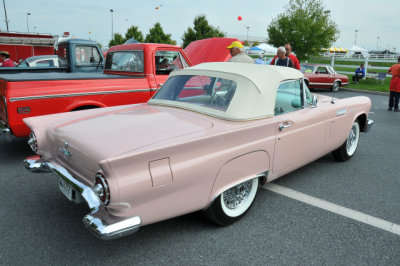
352 64 365 84
387 56 400 111
271 47 294 68
270 43 300 70
226 41 254 63
0 51 16 67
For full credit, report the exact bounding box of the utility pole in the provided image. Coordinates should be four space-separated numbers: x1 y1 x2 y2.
3 0 9 32
354 29 358 45
26 12 31 33
110 9 114 40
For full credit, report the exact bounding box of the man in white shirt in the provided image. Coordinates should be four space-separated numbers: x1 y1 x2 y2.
226 41 254 64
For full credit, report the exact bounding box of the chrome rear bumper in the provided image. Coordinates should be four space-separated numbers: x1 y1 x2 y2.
24 155 141 240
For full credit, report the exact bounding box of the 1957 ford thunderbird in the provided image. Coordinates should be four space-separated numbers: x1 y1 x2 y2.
24 62 373 240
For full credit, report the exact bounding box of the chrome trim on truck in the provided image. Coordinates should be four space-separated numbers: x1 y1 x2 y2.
9 88 152 102
24 155 141 240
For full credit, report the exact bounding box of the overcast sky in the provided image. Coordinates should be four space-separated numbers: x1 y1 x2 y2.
1 0 399 51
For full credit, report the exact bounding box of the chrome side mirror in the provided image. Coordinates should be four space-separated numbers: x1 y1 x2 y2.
311 95 318 108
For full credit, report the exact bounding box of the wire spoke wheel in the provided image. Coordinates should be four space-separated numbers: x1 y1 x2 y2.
204 177 259 225
332 120 360 161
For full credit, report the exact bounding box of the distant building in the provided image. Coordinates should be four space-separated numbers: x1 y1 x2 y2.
225 34 267 46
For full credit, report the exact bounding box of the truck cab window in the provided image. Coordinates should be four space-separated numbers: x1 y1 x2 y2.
104 51 144 72
155 50 189 75
75 46 101 65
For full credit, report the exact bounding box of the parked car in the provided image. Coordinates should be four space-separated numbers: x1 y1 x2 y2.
24 62 373 240
17 55 62 68
301 63 349 92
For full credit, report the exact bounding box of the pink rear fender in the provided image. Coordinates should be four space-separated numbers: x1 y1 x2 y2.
208 150 270 204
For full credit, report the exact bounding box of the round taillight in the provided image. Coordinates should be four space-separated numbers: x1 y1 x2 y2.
27 131 38 153
94 172 110 206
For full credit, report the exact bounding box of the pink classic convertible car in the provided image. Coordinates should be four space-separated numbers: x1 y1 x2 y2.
24 63 373 240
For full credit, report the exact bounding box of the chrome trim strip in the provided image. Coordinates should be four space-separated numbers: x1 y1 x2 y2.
308 82 334 86
10 89 152 102
24 155 141 240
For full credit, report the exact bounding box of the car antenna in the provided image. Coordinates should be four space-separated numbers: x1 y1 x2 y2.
331 89 335 104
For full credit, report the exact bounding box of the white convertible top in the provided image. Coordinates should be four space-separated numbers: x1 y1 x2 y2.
149 62 303 121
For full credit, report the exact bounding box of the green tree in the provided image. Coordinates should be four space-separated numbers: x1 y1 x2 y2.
125 25 144 43
145 22 176 45
267 0 339 60
182 15 225 48
108 33 125 47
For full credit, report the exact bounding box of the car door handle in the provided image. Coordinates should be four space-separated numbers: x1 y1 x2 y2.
279 122 292 131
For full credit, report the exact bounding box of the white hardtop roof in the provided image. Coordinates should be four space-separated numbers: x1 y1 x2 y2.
150 62 303 121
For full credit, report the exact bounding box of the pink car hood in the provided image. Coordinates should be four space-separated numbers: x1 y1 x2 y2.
50 104 213 162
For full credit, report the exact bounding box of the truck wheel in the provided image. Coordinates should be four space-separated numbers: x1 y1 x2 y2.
204 177 259 226
332 120 360 161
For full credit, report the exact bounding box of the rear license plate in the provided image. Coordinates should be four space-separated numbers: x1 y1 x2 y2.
59 178 73 201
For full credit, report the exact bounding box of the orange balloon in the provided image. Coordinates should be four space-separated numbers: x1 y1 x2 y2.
238 16 242 21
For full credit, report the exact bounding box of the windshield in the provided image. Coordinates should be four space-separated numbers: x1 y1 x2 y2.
153 75 237 112
300 64 315 73
17 60 29 67
105 51 144 72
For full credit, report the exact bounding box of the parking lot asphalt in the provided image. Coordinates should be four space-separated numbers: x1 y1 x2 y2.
1 90 399 265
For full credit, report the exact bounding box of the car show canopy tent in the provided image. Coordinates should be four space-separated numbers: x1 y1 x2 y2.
254 43 277 54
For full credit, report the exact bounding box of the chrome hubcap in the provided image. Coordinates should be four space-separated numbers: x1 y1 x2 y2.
333 83 339 91
223 180 252 209
346 125 358 154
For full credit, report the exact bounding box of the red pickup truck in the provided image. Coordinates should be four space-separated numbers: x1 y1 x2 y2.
0 38 239 139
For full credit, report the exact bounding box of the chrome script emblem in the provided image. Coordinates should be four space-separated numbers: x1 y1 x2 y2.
59 141 72 158
336 108 347 117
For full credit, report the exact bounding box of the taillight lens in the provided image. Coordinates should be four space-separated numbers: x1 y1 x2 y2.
94 172 110 205
27 131 38 153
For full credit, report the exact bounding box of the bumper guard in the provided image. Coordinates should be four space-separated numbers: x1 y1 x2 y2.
364 119 374 133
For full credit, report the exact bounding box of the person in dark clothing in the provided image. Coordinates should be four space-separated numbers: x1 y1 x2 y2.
272 46 294 68
352 64 365 83
387 57 400 111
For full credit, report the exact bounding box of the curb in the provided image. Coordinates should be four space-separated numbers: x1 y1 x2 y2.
341 87 389 96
